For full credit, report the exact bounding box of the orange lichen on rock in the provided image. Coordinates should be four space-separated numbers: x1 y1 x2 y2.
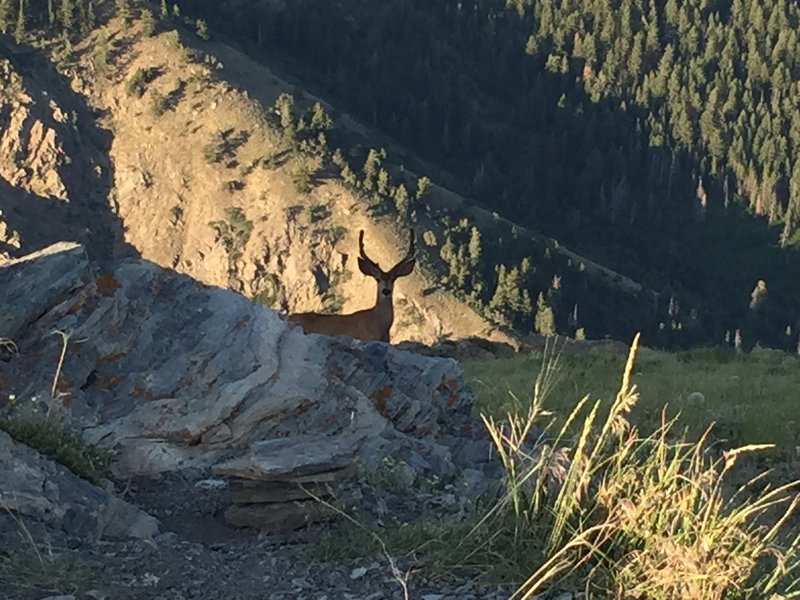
98 351 127 364
370 385 392 418
95 272 122 296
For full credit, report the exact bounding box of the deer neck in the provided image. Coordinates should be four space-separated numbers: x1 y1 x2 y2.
372 287 395 330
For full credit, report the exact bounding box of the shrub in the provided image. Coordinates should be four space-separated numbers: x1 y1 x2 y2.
126 70 148 98
0 542 106 597
292 165 312 194
202 129 248 164
253 274 281 308
126 67 160 98
203 131 226 163
329 225 348 244
209 207 253 262
309 204 330 222
150 90 168 116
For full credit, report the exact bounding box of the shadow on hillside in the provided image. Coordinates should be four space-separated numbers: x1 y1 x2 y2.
0 37 136 263
126 5 800 348
0 180 132 261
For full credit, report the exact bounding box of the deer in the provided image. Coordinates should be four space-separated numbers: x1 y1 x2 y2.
287 229 416 343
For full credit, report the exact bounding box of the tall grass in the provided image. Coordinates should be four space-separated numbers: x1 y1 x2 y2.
481 335 800 599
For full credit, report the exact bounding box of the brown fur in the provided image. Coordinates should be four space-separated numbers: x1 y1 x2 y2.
288 230 415 343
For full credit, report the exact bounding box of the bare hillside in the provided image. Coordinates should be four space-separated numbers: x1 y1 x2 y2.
0 21 514 345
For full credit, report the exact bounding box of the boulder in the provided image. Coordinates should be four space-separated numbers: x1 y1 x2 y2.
0 429 158 545
0 243 493 522
0 241 90 341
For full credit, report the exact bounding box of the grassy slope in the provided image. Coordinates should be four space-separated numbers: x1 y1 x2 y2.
464 343 800 458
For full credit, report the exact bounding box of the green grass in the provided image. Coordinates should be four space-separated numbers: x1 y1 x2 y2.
0 413 114 484
477 336 800 599
0 542 113 598
294 496 533 584
463 343 800 458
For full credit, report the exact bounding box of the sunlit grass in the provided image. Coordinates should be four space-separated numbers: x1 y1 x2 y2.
464 343 800 458
481 335 800 599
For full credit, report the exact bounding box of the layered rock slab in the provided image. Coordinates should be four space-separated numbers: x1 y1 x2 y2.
1 243 491 531
0 429 158 547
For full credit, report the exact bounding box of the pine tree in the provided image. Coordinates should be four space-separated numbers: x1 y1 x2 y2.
467 226 481 267
749 279 768 312
14 0 25 43
116 0 130 25
59 0 73 36
416 175 431 200
534 292 556 336
0 0 12 34
274 93 296 139
734 328 743 353
488 265 513 322
376 168 390 197
196 18 209 41
84 1 96 31
361 148 383 192
340 164 357 187
331 149 346 169
650 44 673 98
141 9 155 36
310 102 333 131
392 184 410 217
440 235 456 271
92 33 109 75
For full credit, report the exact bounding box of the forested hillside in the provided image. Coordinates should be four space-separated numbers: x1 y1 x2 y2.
165 0 799 351
3 0 800 350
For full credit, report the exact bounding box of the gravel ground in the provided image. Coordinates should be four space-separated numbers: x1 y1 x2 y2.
2 474 515 600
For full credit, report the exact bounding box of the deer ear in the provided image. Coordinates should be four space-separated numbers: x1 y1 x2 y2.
358 257 382 278
392 258 415 278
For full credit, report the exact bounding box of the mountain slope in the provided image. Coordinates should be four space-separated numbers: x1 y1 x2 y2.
1 20 511 344
0 9 665 348
175 0 800 352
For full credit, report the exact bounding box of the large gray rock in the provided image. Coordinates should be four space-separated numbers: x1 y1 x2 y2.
0 430 158 543
0 243 485 487
0 241 91 341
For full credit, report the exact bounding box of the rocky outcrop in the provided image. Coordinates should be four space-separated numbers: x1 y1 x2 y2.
0 56 72 201
0 46 127 262
0 244 494 518
0 429 158 548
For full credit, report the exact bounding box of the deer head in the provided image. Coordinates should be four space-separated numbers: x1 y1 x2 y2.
356 228 416 307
